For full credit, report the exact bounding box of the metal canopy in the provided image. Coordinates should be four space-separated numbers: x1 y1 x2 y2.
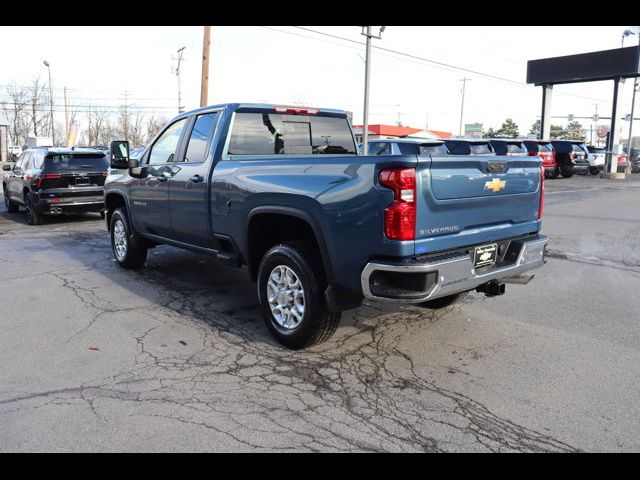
526 46 640 174
527 46 640 85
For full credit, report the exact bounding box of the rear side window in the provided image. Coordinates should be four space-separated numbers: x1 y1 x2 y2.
470 143 493 155
397 143 420 155
368 143 391 155
183 112 219 163
45 154 109 172
507 143 526 154
445 141 469 155
539 143 552 152
572 144 587 154
418 144 449 156
228 113 356 155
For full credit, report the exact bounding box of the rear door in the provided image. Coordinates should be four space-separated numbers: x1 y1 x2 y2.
414 154 542 254
167 110 220 247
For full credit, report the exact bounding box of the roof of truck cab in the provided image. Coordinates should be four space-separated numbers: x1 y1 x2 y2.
176 103 348 120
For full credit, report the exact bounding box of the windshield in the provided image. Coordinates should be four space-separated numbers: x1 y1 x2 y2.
45 154 109 172
507 143 526 154
419 144 449 156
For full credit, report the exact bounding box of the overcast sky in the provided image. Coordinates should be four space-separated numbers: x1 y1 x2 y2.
1 25 637 137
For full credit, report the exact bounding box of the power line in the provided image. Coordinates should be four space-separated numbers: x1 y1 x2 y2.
282 26 612 104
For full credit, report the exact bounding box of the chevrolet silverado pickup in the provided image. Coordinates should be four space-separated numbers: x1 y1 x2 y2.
105 103 548 349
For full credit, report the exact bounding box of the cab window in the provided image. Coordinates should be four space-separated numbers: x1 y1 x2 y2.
148 118 188 165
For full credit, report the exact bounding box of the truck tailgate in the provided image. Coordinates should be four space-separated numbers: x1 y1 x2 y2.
415 154 542 255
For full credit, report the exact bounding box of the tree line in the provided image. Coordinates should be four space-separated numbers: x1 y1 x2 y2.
1 78 168 150
480 118 587 140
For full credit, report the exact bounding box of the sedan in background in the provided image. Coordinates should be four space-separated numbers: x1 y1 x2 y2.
524 140 558 178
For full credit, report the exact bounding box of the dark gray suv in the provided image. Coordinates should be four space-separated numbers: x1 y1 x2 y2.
2 147 108 225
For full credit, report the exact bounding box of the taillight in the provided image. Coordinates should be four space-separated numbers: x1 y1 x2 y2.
538 167 544 220
379 168 416 241
274 106 318 115
36 173 62 189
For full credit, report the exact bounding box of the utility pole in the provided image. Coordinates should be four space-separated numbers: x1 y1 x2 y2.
121 89 130 140
64 86 69 144
360 26 385 155
459 77 471 137
200 26 211 107
174 46 186 114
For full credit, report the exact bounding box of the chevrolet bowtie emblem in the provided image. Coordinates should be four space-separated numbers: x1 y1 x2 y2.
484 178 506 193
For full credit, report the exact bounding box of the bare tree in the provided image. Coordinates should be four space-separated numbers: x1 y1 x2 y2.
1 82 29 146
26 77 50 137
145 115 166 144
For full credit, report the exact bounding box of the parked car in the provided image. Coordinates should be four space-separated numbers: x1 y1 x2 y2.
550 140 589 177
523 140 557 178
488 139 528 156
104 103 548 349
2 147 108 225
444 138 495 155
362 138 449 156
586 145 606 175
630 147 640 173
616 153 629 173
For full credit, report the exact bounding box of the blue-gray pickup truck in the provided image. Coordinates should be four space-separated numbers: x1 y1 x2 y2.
105 103 548 349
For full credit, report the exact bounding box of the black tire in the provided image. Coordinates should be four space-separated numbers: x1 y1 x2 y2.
560 166 573 178
589 167 600 175
257 242 341 349
110 208 147 269
25 193 42 225
418 291 467 310
3 187 18 213
546 168 559 179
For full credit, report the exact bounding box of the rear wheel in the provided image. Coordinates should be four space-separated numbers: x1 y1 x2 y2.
257 242 341 349
546 168 559 179
418 292 467 310
25 194 42 225
110 208 147 269
3 187 18 213
589 167 600 175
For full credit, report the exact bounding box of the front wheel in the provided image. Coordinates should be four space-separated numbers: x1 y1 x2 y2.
257 242 341 349
110 208 147 269
4 188 18 213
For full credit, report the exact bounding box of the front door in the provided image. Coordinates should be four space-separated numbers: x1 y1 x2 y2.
167 111 220 248
129 117 188 237
6 152 30 204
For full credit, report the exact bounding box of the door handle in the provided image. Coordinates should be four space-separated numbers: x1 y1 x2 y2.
189 174 204 183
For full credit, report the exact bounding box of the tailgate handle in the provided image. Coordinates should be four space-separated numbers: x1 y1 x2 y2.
487 161 507 173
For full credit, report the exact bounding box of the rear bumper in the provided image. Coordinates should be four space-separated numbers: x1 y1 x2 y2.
361 234 548 303
35 195 105 214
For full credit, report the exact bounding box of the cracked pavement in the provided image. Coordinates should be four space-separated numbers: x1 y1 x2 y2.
1 176 639 452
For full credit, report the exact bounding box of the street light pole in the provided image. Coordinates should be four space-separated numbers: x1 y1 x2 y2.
360 26 385 155
43 60 54 146
459 78 471 137
621 28 640 174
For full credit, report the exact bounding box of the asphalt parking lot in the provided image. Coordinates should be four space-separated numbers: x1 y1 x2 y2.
1 174 639 452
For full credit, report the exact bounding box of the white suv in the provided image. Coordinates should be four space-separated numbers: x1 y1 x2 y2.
586 145 606 175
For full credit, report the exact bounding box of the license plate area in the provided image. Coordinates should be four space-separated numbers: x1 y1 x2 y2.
75 177 90 186
473 243 497 268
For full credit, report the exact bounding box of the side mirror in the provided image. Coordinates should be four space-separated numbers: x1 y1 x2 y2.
128 158 139 169
110 140 130 169
2 164 12 171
